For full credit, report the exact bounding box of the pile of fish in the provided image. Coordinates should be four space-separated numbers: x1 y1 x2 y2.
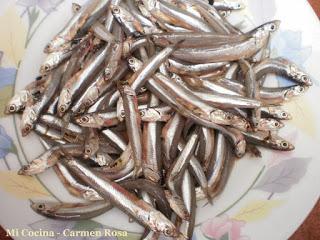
5 0 313 239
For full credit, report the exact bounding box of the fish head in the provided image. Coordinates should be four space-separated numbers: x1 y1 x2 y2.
18 158 46 175
288 63 313 86
44 37 68 53
72 3 81 13
272 138 295 151
84 146 94 159
230 1 245 10
149 211 179 237
58 88 72 117
74 114 99 128
44 43 54 53
235 139 246 158
110 4 121 15
263 20 281 33
21 123 33 137
110 5 134 25
5 91 29 114
128 57 143 72
141 0 159 11
231 115 251 131
40 52 61 74
83 189 102 201
30 202 60 216
74 93 99 116
284 85 307 100
253 20 281 39
84 139 99 159
270 108 292 120
40 63 52 74
104 67 112 79
21 105 38 136
210 109 234 125
299 75 313 86
31 203 48 213
258 118 284 131
140 108 162 122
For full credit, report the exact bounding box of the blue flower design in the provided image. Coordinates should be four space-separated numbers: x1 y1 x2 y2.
0 50 17 89
271 30 312 87
16 0 62 14
0 125 16 158
0 67 17 89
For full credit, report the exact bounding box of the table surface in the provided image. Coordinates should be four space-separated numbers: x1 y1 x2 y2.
0 1 319 240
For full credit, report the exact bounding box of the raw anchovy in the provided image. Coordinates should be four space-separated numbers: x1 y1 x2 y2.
63 157 179 237
31 201 112 220
254 57 313 86
119 85 143 177
45 0 101 53
172 21 280 63
58 43 112 116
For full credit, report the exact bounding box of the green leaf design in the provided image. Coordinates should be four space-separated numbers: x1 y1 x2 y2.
9 142 18 155
29 7 40 28
72 220 102 232
220 233 229 240
0 85 14 118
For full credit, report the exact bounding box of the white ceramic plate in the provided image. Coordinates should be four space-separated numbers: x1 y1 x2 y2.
0 0 319 239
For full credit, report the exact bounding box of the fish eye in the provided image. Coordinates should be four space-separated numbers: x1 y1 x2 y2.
9 105 16 112
226 115 232 121
59 105 66 113
44 65 50 71
24 125 31 133
37 204 45 210
281 141 288 148
76 108 83 114
270 24 276 31
85 148 92 154
282 112 287 117
140 110 145 117
128 58 135 65
120 111 125 118
298 86 304 92
274 122 279 127
302 75 309 82
112 7 120 14
81 116 89 123
22 165 29 171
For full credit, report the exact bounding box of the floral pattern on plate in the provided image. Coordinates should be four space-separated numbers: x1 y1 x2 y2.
0 1 319 240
